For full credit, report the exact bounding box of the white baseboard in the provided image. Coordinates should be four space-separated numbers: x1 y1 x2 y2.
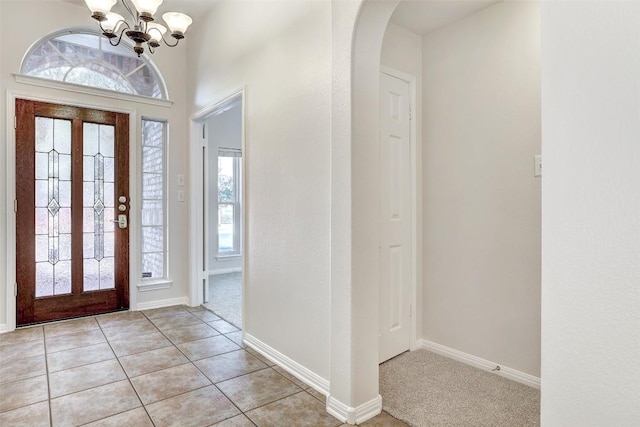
327 394 382 425
416 339 541 389
135 297 190 311
209 268 242 276
243 333 330 397
0 324 8 334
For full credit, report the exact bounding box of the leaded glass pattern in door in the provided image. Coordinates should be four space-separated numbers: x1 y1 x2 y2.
83 123 116 291
34 118 72 297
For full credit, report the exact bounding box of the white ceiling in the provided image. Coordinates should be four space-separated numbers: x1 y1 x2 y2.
59 0 216 19
390 0 500 36
59 1 501 41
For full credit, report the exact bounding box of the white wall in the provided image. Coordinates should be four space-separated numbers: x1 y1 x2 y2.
541 1 640 425
187 0 331 381
421 1 541 376
207 103 243 273
0 1 190 330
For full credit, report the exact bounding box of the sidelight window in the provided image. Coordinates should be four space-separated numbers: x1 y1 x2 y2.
141 119 167 279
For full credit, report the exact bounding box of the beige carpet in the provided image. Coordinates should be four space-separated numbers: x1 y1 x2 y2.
380 350 540 427
204 272 242 328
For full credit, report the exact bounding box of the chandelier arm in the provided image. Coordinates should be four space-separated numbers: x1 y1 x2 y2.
161 35 180 48
107 27 128 47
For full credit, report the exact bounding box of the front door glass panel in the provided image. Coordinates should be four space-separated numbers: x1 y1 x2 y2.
34 117 72 297
83 123 116 291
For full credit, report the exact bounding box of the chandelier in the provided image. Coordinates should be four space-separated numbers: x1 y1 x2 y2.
84 0 192 57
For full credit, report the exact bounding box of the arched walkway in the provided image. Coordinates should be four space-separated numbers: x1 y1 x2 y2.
328 1 400 424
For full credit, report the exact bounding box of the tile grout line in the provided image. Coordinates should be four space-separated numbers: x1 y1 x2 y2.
147 310 249 424
96 314 158 427
42 326 53 427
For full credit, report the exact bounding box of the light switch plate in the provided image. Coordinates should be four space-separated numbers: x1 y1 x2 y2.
177 190 185 202
534 155 542 177
177 174 185 186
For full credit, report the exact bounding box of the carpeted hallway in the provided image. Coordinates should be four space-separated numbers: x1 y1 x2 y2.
204 272 243 328
380 350 540 426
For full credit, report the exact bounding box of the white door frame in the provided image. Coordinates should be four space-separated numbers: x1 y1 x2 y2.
4 89 139 332
379 66 421 352
188 87 246 329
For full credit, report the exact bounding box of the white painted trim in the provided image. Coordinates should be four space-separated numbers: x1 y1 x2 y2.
5 93 17 334
135 297 189 311
0 324 8 334
417 339 541 389
378 67 421 354
189 86 246 335
208 268 242 276
326 394 382 425
244 333 330 397
5 89 140 332
13 74 173 108
215 254 242 261
137 280 173 292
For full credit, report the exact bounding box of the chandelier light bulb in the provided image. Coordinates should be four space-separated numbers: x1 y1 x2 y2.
130 0 163 20
102 12 125 33
162 12 192 38
84 0 117 21
146 22 167 46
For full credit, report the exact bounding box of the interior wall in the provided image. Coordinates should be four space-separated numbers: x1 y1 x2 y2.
380 22 423 341
187 0 331 380
0 1 190 330
421 1 541 376
206 104 243 273
541 1 640 424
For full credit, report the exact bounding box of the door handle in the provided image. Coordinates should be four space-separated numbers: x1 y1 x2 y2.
111 214 128 229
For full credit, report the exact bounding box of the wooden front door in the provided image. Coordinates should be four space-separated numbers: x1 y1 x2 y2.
15 99 130 325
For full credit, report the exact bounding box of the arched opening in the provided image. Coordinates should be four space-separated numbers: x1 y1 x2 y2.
329 0 541 424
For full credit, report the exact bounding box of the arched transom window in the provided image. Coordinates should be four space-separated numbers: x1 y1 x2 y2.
21 29 168 99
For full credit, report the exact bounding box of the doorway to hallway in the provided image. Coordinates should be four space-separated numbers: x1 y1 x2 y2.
190 89 245 329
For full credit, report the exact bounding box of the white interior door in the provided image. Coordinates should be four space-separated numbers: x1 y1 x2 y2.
379 72 412 364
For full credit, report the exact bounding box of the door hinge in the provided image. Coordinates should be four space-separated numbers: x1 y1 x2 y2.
202 124 206 139
14 199 17 213
14 283 18 297
409 108 412 121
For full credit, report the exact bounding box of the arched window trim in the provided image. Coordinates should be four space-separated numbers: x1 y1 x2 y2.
19 26 170 101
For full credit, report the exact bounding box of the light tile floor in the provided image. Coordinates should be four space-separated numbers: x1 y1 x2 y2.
0 305 407 427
